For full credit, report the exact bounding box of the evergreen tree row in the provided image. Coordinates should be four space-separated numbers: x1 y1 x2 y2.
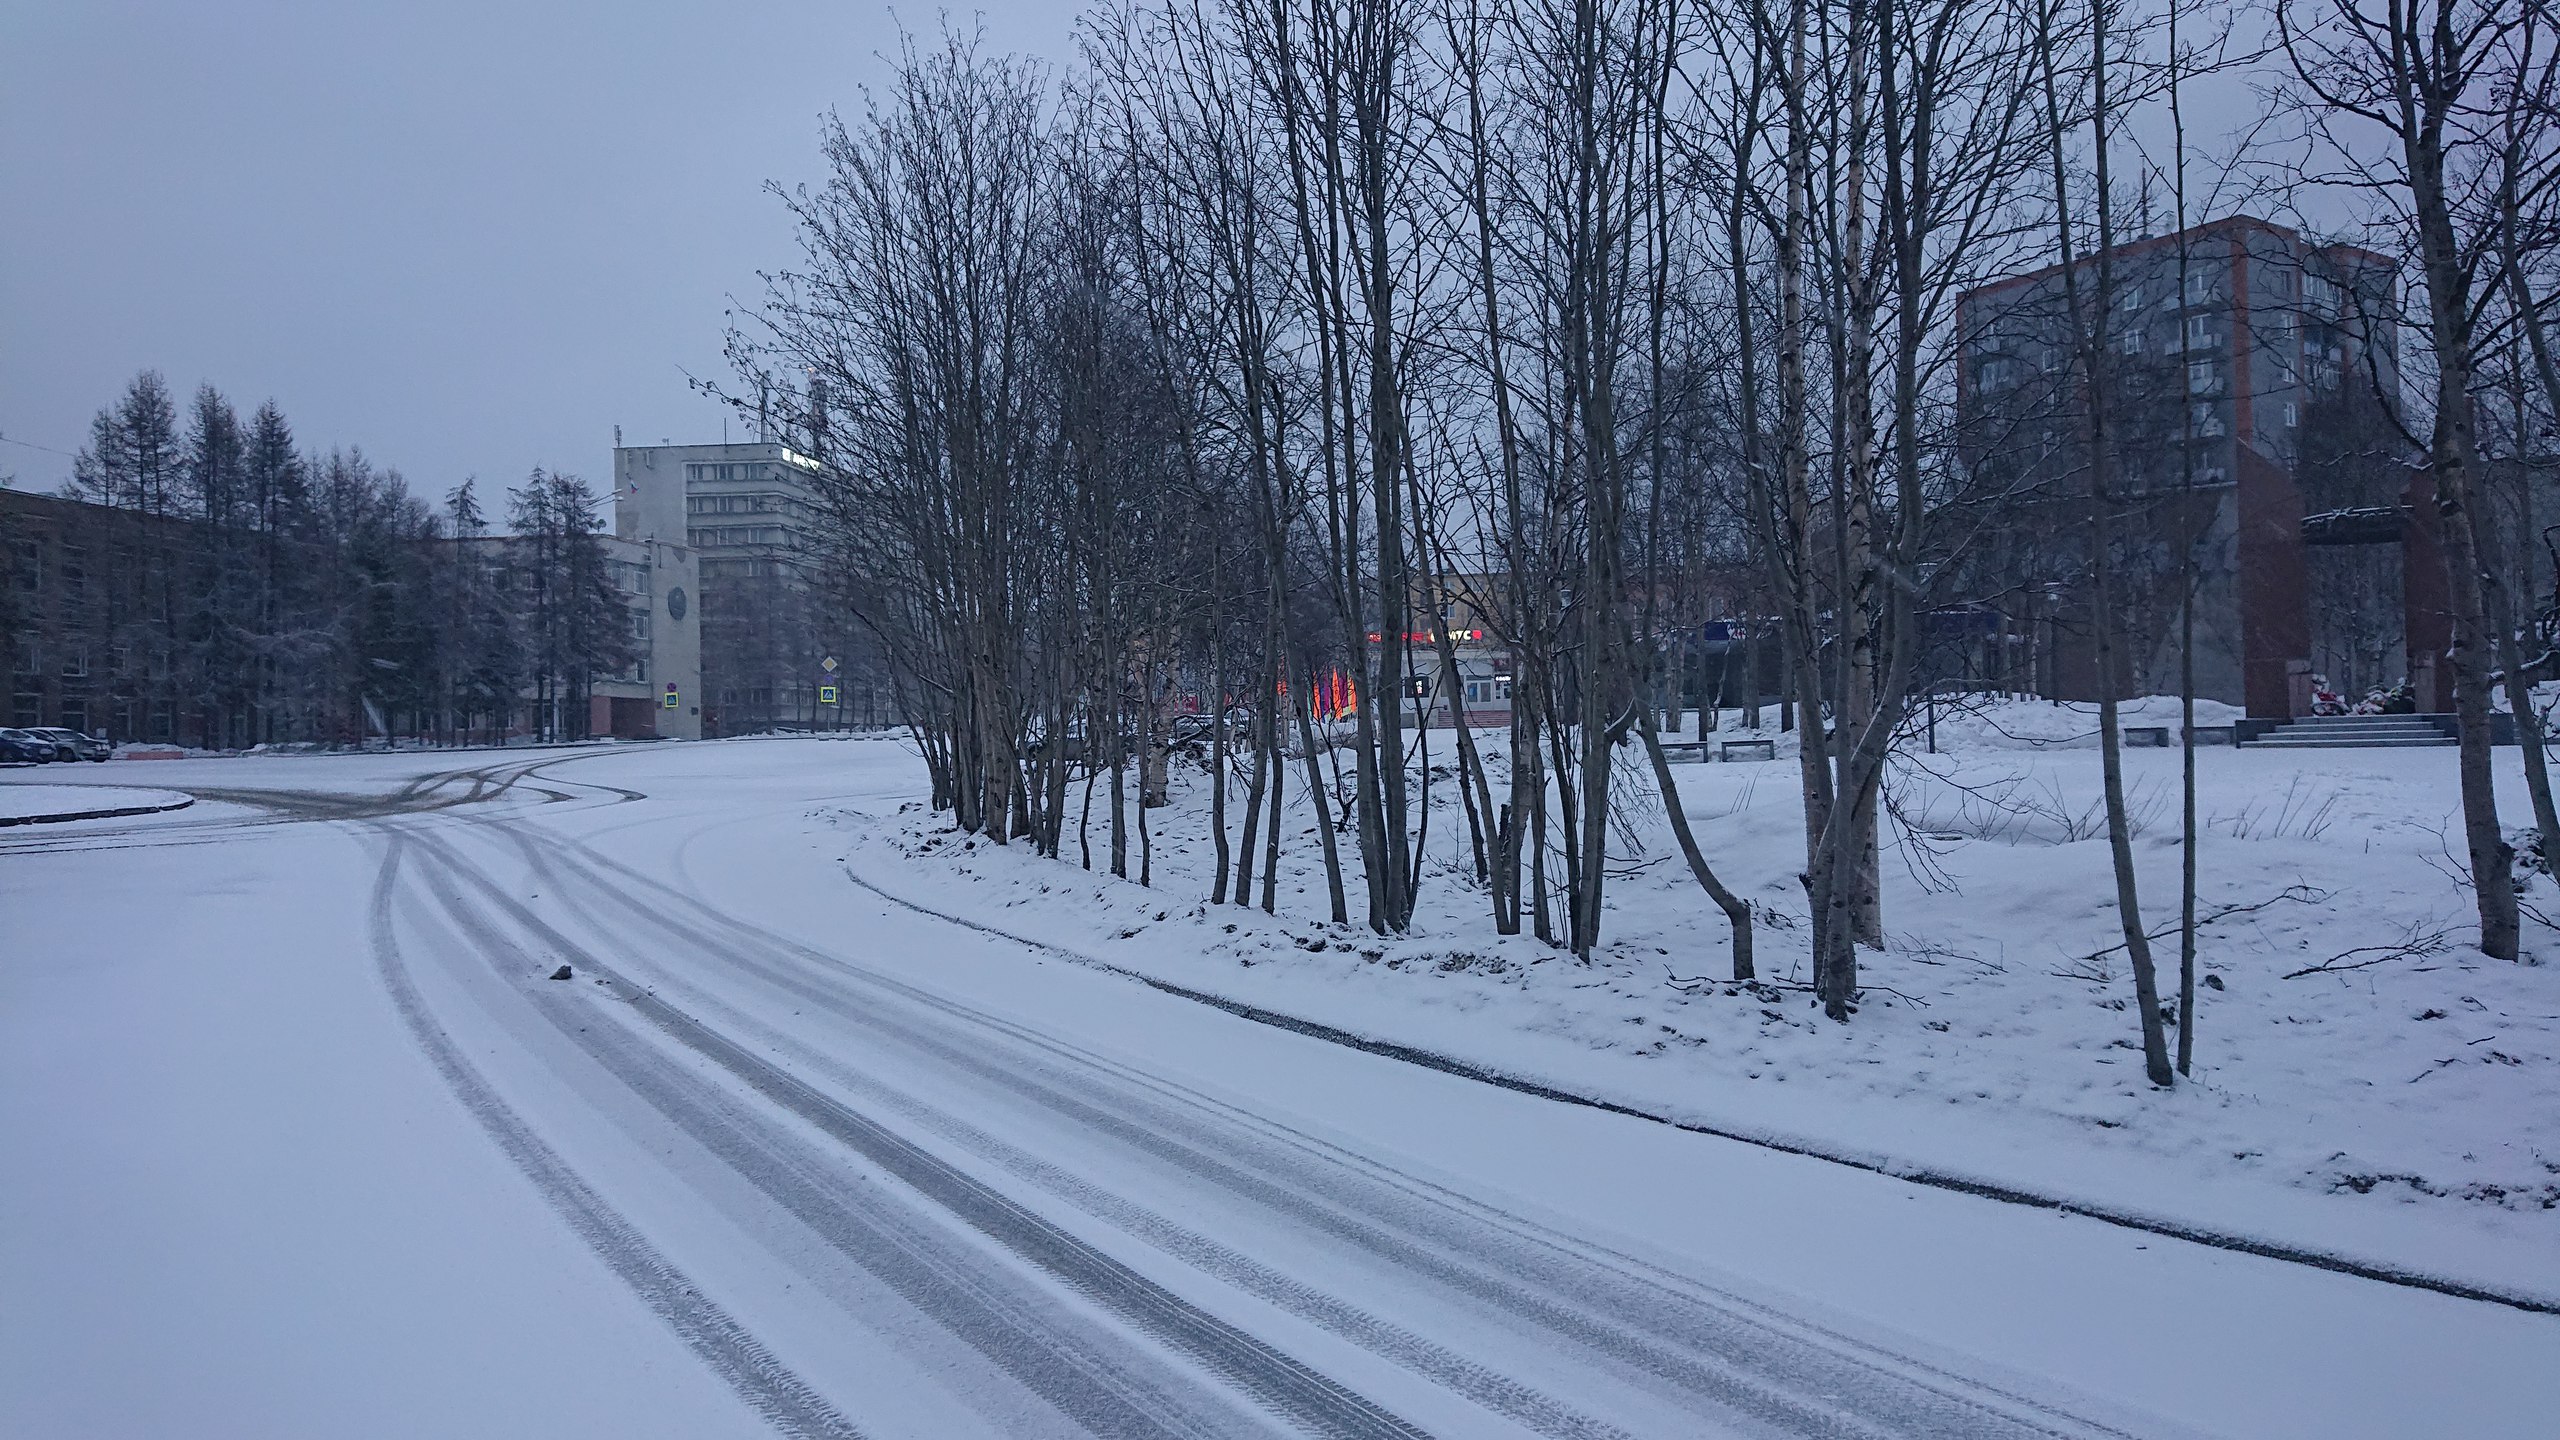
4 369 630 748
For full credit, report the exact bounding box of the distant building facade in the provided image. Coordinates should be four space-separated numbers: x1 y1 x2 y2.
600 535 704 740
613 440 889 733
4 488 199 741
4 485 700 746
1956 215 2425 718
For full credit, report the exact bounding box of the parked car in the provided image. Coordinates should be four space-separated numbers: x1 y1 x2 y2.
0 728 57 765
25 727 109 762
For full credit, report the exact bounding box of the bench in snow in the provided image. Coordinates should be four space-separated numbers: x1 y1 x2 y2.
2123 726 2171 747
1657 741 1713 764
1720 739 1777 761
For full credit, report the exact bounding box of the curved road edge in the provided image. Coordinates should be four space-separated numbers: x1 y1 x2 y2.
0 792 193 827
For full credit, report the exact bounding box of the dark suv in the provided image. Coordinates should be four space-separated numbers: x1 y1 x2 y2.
26 728 109 762
0 728 56 765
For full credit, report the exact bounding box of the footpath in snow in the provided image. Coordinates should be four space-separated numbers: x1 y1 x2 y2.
832 700 2560 1310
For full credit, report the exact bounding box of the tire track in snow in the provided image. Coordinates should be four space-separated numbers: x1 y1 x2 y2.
512 819 2149 1440
396 821 1423 1440
503 831 1632 1440
365 838 868 1440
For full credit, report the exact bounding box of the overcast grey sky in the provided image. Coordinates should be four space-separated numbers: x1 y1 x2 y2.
0 1 1085 497
1 3 2312 501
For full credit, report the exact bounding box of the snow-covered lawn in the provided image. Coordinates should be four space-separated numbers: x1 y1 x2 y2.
837 701 2560 1303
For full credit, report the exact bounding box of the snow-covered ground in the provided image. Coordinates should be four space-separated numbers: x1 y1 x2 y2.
841 699 2560 1306
3 736 2554 1438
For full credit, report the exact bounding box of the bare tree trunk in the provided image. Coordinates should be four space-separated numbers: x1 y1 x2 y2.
1261 662 1286 911
2168 0 2201 1076
2407 55 2521 958
1209 563 1233 902
2038 0 2173 1083
2496 211 2560 875
1641 705 1756 979
1290 655 1351 923
1773 0 1847 1005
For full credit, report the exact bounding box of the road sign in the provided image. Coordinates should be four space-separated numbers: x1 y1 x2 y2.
820 655 839 674
819 685 839 705
662 683 679 710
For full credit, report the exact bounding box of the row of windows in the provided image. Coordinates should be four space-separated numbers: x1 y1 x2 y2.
12 637 184 679
698 557 814 580
686 463 774 484
2112 263 2350 314
689 525 809 549
9 694 139 734
1982 329 2361 396
12 539 87 594
1979 272 2368 366
10 690 183 739
685 492 811 516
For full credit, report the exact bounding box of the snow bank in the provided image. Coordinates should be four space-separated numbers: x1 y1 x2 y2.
834 721 2560 1302
0 784 191 823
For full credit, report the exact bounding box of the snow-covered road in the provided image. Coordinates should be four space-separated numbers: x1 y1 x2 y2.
4 740 2552 1438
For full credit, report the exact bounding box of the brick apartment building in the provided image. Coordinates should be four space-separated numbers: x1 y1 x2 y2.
1955 215 2430 719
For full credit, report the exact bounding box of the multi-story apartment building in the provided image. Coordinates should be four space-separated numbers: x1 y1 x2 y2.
1956 215 2423 718
613 439 887 733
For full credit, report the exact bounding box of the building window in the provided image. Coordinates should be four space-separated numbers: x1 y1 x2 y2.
11 693 38 727
60 547 86 602
2183 314 2216 348
2120 330 2143 355
2185 269 2212 304
2187 360 2217 395
58 699 86 733
11 539 38 592
2284 402 2299 428
11 636 35 675
60 643 87 679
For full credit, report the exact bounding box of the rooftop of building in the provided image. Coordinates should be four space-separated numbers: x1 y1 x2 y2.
1958 214 2397 310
